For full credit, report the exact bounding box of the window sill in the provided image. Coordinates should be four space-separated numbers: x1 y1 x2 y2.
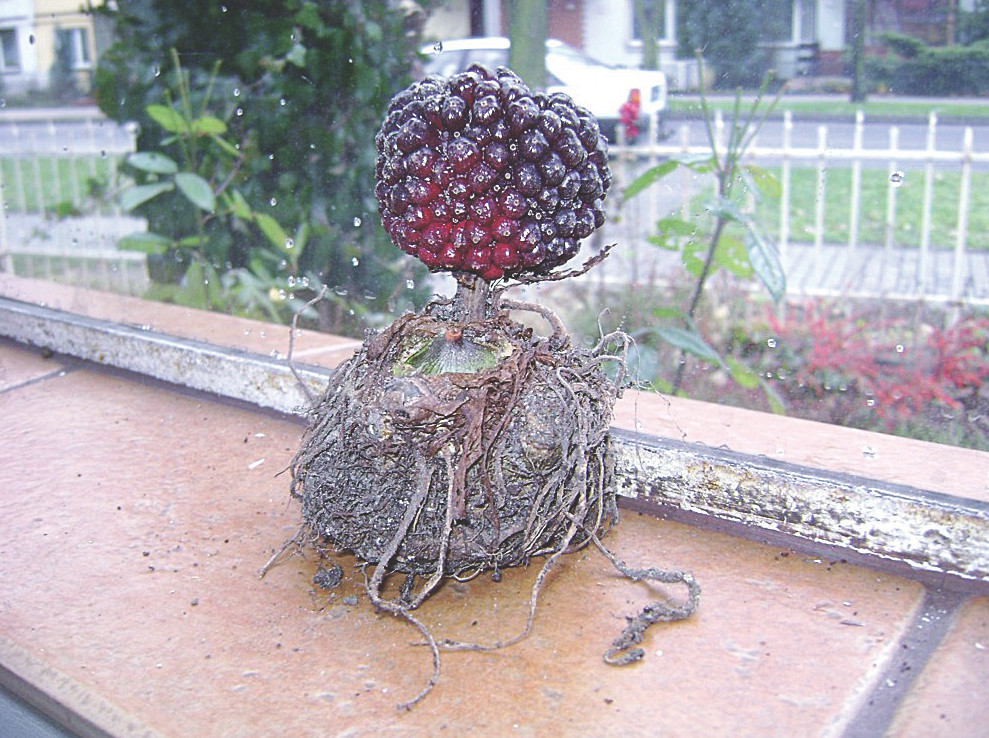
2 274 987 737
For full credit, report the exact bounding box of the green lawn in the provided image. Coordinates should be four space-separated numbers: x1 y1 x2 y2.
668 97 989 120
1 156 119 214
753 167 989 250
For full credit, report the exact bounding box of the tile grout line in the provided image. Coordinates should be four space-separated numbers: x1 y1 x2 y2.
836 587 967 738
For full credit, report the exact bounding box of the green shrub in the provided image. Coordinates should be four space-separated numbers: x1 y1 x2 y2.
94 0 434 332
868 33 989 96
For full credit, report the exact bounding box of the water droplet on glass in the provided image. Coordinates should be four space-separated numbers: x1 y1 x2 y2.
432 41 443 53
284 238 294 250
233 87 241 97
153 65 160 78
406 279 415 290
867 398 875 407
29 34 35 45
279 98 287 106
889 171 905 187
767 337 777 349
269 197 277 207
220 4 228 11
235 107 243 116
895 344 904 353
351 257 360 267
353 216 362 228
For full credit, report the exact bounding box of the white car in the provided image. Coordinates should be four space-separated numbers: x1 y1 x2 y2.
419 37 667 142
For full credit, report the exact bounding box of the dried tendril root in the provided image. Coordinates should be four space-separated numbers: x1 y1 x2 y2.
275 64 699 709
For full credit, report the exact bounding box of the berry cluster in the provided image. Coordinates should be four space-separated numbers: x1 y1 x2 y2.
374 65 611 280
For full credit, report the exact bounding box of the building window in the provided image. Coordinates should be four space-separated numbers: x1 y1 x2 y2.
0 28 21 71
57 27 92 69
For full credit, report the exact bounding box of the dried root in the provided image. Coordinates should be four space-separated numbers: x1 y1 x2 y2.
283 293 696 708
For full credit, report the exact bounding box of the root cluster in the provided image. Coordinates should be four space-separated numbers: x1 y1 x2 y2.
283 293 698 708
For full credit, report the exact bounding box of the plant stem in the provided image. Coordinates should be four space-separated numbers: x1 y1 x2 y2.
452 274 493 322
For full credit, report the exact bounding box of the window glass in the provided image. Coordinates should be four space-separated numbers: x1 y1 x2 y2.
2 0 987 453
0 28 19 70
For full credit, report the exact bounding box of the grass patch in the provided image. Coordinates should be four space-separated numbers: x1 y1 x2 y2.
753 167 989 250
1 156 120 214
668 97 989 120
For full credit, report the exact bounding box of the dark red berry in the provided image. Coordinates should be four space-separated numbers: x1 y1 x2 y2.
375 65 611 279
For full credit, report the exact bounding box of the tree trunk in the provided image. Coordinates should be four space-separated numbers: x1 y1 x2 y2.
508 0 547 89
850 0 868 103
634 0 663 70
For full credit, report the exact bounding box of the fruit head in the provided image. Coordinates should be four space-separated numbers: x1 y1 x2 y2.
374 65 611 281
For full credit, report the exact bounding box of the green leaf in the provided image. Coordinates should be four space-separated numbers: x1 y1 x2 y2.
715 234 754 279
176 235 206 248
192 116 227 135
623 159 680 200
119 181 173 211
653 326 724 367
208 134 241 157
743 227 786 302
126 151 178 174
725 356 760 389
175 172 216 212
255 213 289 250
286 42 308 67
743 164 781 199
117 231 173 253
146 104 189 134
225 188 253 220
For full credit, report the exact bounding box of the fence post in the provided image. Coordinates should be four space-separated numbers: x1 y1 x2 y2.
812 125 827 287
949 127 974 323
779 111 792 283
848 110 863 251
917 111 936 298
884 126 900 252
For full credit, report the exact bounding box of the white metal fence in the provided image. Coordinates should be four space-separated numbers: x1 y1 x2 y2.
604 110 989 307
0 108 149 295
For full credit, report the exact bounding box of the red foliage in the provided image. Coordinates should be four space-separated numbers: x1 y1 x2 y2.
762 301 989 428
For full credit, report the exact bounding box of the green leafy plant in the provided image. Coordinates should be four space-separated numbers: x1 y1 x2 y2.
94 0 434 333
622 61 785 403
117 51 311 322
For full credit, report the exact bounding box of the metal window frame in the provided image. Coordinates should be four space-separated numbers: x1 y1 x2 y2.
2 294 987 586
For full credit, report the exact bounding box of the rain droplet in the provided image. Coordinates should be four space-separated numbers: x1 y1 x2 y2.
284 238 294 250
153 65 161 78
220 4 228 11
233 87 241 97
353 216 362 228
351 257 360 267
432 41 443 53
29 34 35 45
279 98 287 107
889 171 905 187
405 279 415 290
269 197 277 207
235 108 243 117
895 344 904 353
767 337 777 349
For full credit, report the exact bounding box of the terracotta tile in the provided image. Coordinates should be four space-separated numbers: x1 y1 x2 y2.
0 341 68 391
614 391 989 503
888 597 989 737
0 365 927 736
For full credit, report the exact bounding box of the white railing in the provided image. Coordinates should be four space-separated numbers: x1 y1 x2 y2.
605 110 989 308
0 109 149 295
